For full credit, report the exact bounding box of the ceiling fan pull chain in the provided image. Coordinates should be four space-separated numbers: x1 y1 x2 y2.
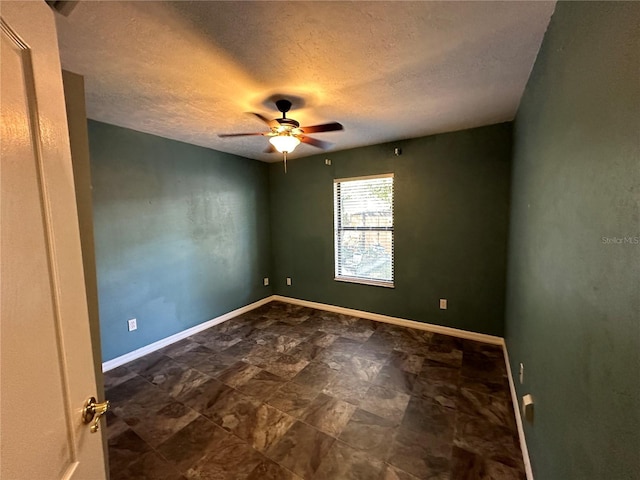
283 151 287 174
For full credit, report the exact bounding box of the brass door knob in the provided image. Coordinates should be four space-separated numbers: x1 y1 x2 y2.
82 396 110 433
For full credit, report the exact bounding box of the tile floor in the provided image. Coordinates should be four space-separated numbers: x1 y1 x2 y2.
104 301 525 480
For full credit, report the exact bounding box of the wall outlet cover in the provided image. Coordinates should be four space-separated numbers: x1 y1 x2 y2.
439 299 447 309
286 277 292 286
128 318 137 332
263 277 269 286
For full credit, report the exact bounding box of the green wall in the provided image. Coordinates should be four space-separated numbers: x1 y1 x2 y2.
88 121 272 361
505 2 640 479
269 123 512 336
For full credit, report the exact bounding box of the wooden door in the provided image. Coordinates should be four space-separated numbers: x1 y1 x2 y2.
1 2 107 478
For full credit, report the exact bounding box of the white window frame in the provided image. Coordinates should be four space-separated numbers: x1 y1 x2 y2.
333 173 394 288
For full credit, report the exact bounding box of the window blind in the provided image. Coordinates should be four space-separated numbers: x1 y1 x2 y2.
334 174 394 287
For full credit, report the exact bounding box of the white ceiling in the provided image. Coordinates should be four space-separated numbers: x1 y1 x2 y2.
55 1 556 162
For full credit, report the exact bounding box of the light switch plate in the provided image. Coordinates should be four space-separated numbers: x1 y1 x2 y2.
439 299 447 309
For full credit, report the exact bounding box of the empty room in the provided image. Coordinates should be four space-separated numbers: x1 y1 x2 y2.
1 1 638 480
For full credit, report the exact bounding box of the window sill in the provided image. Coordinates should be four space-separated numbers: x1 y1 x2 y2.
334 276 395 289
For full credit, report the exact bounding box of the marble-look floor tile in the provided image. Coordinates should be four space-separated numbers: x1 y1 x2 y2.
314 347 353 370
217 360 262 388
379 464 422 480
156 416 225 474
424 344 463 368
173 377 231 414
412 377 458 409
271 334 303 353
330 336 364 353
460 352 507 383
359 384 410 424
267 381 320 418
322 374 371 405
129 401 200 448
388 427 452 479
237 370 287 401
313 440 385 479
109 429 185 480
184 424 264 480
138 355 192 386
125 351 168 376
338 408 396 459
288 340 326 362
108 427 151 465
108 376 176 425
307 331 339 348
430 333 464 350
265 353 310 380
223 339 259 359
247 459 303 480
341 319 378 343
239 403 296 453
106 410 130 441
453 413 523 471
190 331 242 351
191 352 238 378
458 374 510 401
201 387 262 432
146 361 211 399
266 420 335 479
108 301 524 480
156 338 200 359
293 361 338 390
104 365 137 389
243 344 280 368
301 393 357 437
340 356 384 382
401 396 456 440
171 345 216 369
373 364 417 394
462 340 504 358
450 446 526 480
419 364 461 386
387 350 424 374
457 387 516 431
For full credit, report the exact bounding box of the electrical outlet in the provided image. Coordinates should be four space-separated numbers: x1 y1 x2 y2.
263 277 269 286
519 363 525 384
439 299 447 309
286 277 292 286
128 318 137 332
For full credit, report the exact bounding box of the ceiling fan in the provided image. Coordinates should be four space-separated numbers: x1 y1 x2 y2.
218 99 343 172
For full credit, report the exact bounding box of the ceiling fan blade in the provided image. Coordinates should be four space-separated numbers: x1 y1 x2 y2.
250 112 280 129
218 132 265 137
301 122 343 134
299 135 332 150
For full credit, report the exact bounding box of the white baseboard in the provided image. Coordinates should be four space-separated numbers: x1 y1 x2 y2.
273 295 503 345
102 296 275 372
502 343 534 480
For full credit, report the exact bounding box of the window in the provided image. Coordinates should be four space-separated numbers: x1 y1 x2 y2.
334 174 394 287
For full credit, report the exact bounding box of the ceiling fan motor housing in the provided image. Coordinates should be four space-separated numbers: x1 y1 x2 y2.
275 99 293 114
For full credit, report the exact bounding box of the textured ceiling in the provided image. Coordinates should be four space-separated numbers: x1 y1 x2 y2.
55 1 556 162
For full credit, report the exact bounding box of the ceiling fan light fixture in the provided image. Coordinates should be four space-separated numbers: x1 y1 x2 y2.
269 134 300 153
